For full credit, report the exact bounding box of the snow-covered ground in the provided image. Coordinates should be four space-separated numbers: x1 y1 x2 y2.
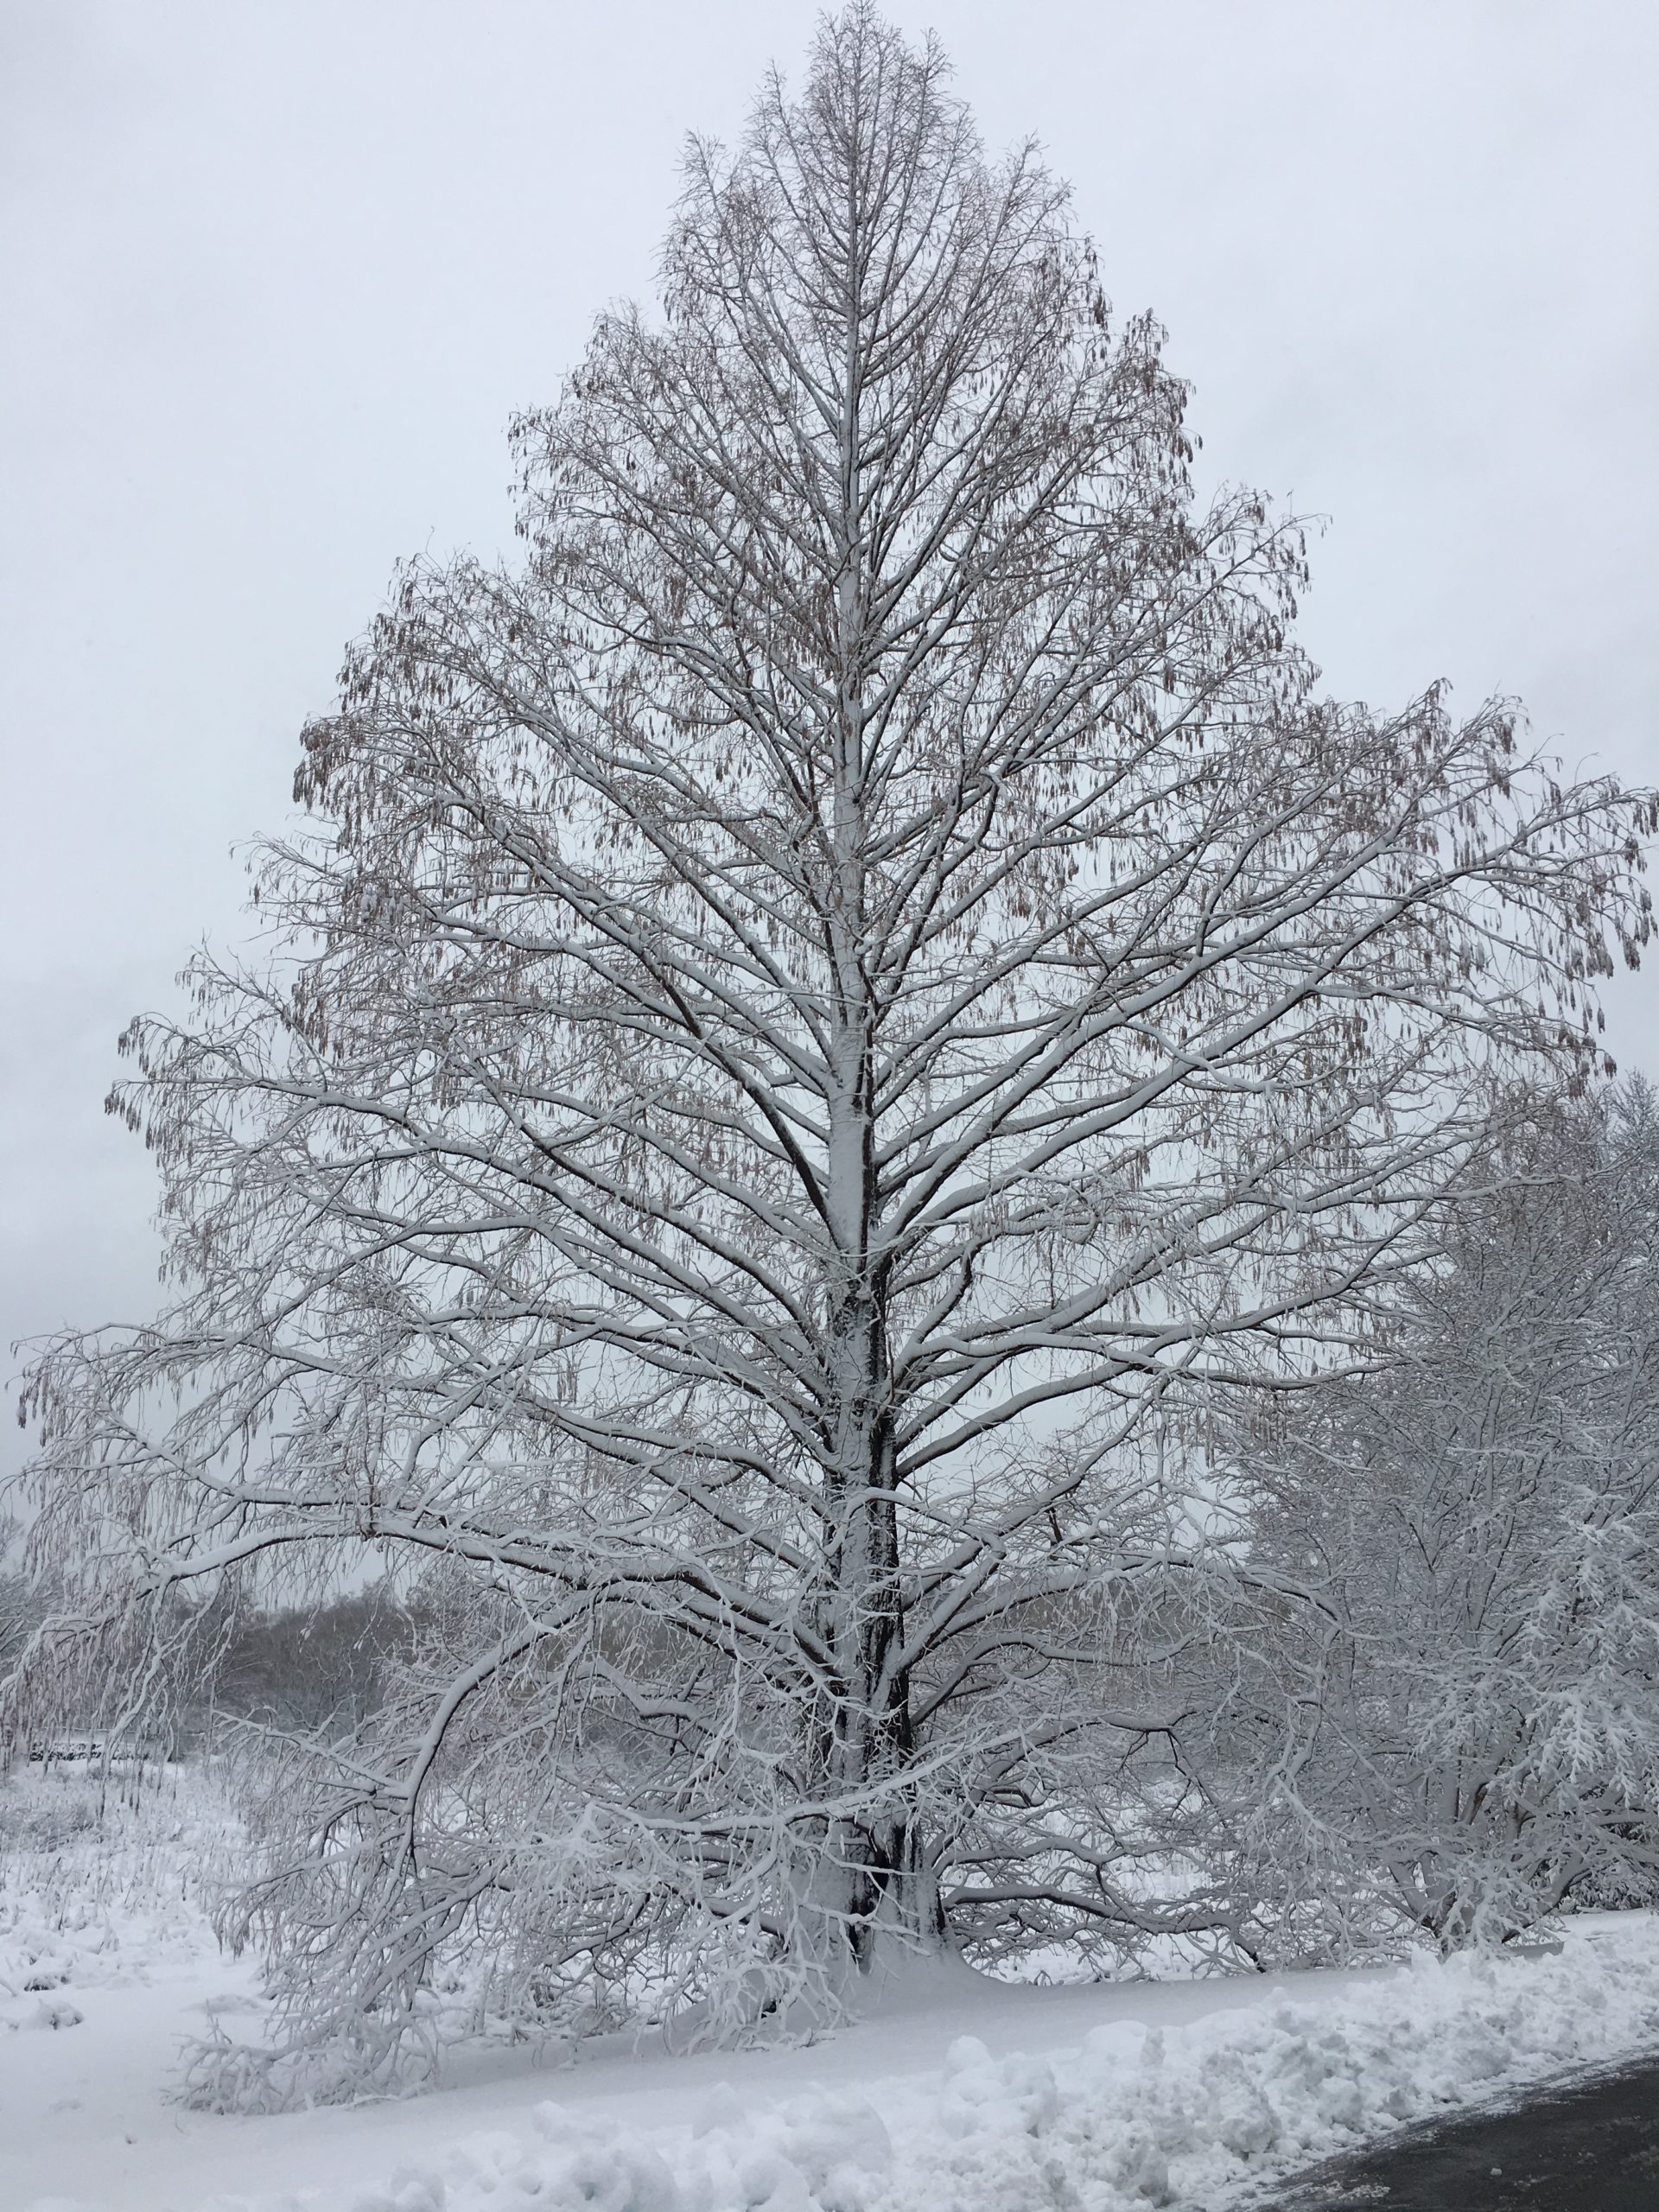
7 1765 1659 2212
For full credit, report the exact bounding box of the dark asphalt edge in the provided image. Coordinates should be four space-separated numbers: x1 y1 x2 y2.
1217 2043 1659 2209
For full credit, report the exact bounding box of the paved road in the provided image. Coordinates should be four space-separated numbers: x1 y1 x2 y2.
1263 2056 1659 2210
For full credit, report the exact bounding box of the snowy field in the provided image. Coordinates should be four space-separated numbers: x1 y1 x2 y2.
7 1764 1659 2212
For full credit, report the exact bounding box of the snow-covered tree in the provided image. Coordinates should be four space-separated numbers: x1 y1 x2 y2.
8 7 1653 2094
0 1573 41 1691
1233 1085 1659 1953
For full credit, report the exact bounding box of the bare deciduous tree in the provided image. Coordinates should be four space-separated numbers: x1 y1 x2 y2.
1230 1084 1659 1953
8 7 1653 2097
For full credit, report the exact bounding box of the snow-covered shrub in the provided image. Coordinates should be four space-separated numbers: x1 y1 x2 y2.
1231 1085 1659 1948
0 1758 235 2034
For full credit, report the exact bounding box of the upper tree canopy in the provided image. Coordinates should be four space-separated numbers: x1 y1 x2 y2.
11 6 1654 2096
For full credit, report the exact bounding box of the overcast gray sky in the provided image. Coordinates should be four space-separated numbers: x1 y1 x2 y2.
3 0 1656 1471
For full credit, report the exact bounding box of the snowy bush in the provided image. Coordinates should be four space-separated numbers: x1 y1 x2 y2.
0 1759 235 2031
1231 1086 1659 1948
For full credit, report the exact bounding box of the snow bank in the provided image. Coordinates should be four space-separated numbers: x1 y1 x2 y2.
339 1919 1659 2212
6 1768 1658 2212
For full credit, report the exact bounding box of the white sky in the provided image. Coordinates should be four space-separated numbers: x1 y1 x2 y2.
3 0 1656 1473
